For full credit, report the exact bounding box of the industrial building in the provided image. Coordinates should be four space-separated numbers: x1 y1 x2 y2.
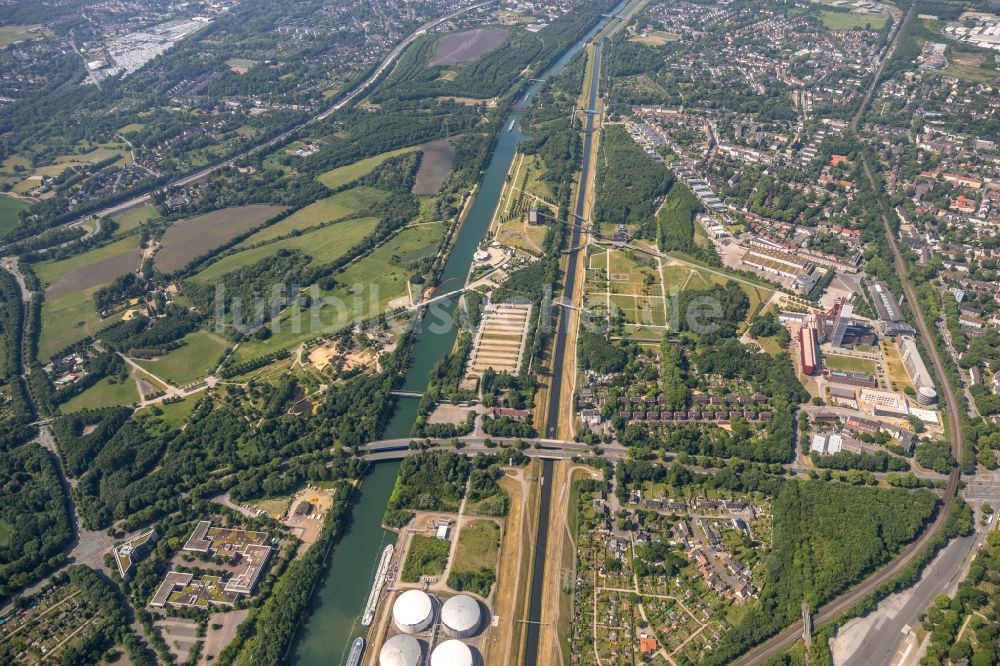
379 634 423 666
799 325 819 375
392 590 435 634
441 594 482 638
899 336 938 405
430 639 475 666
827 369 878 389
867 281 904 322
740 244 817 291
859 388 910 419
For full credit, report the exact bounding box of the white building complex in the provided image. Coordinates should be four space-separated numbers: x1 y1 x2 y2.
392 590 435 634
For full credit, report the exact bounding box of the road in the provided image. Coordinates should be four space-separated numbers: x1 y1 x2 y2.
834 533 978 666
736 2 967 662
0 1 490 254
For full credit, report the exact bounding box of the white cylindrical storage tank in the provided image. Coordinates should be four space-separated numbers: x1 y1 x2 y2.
392 589 434 634
379 634 422 666
430 640 474 666
441 594 481 638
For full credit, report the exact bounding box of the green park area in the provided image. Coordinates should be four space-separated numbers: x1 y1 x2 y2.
447 520 500 597
61 376 139 412
231 223 443 362
135 330 230 386
0 194 29 237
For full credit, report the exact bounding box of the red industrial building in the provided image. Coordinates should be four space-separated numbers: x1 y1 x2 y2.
799 326 819 375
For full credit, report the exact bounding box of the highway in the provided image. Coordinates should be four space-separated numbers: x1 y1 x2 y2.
0 1 490 253
736 3 967 662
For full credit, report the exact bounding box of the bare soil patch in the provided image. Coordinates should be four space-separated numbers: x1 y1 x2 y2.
199 609 248 665
413 139 456 195
429 28 509 66
154 204 285 272
47 250 139 298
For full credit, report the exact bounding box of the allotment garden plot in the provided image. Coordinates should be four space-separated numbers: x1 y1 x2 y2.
585 246 668 329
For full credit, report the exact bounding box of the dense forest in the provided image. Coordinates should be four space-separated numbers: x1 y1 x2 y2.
0 444 74 601
593 125 674 238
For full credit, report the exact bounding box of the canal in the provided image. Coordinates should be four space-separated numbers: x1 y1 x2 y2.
292 3 628 663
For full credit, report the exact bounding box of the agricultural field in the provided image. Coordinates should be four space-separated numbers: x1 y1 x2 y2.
36 236 141 297
61 375 140 412
134 329 230 386
412 139 456 195
0 194 28 237
112 204 160 237
234 188 384 247
154 205 286 272
193 216 380 284
429 28 509 66
316 145 419 190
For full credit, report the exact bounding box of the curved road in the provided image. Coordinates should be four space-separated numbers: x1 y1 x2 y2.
0 1 490 253
737 5 966 662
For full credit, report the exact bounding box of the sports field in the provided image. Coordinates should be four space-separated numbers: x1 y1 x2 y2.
135 329 229 386
193 216 379 284
823 353 878 375
154 205 285 272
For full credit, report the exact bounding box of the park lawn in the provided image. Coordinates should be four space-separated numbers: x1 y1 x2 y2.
118 123 146 134
317 146 420 190
236 187 387 247
34 236 140 288
232 224 443 362
156 396 200 427
134 330 229 386
38 287 112 361
823 354 878 375
451 520 500 575
401 535 450 582
61 376 139 412
0 194 29 237
193 216 380 284
820 10 887 30
112 204 159 236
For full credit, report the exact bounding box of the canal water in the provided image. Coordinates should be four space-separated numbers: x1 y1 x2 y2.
292 4 628 662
